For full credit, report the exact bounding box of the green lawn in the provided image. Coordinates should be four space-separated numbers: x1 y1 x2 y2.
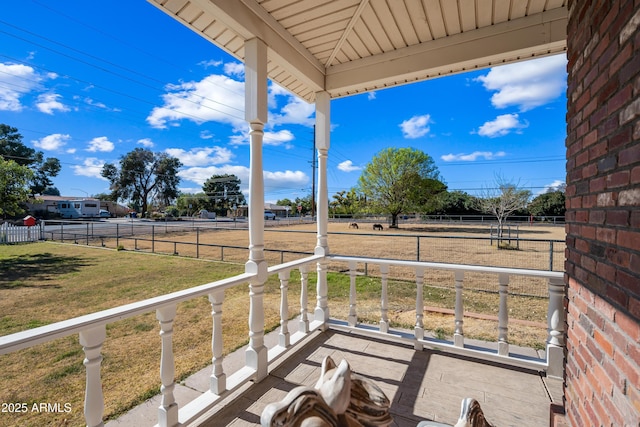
0 242 548 426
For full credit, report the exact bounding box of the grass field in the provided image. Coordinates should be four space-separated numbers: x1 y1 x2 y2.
0 223 564 426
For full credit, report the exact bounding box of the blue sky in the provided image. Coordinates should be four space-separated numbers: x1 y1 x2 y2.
1 1 567 204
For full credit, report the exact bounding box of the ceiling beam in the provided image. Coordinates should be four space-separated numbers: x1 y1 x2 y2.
325 7 568 96
326 0 370 67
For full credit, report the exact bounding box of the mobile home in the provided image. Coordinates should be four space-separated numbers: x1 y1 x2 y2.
56 199 101 219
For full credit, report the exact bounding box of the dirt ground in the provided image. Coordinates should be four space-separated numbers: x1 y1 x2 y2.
107 220 565 298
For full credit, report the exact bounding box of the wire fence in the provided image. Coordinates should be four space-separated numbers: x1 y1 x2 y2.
41 220 564 297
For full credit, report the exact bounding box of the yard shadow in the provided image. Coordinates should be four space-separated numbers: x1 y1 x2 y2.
0 253 92 289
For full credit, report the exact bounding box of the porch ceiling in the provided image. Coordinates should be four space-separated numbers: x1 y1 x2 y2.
148 0 567 103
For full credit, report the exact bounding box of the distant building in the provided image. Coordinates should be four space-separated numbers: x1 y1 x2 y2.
26 196 128 218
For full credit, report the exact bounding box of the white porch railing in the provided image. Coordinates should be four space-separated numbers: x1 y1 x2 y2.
329 255 566 377
0 253 565 427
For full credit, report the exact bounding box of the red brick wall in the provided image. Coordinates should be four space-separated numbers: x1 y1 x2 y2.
565 0 640 425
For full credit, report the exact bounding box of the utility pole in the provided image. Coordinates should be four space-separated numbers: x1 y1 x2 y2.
312 125 316 219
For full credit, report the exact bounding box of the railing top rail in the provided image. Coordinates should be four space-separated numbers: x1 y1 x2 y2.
0 271 256 355
329 255 564 279
267 254 323 275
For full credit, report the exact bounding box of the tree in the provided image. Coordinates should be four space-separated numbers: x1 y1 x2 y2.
430 190 482 216
0 158 34 218
330 189 365 216
528 190 566 218
295 194 313 216
0 124 61 195
101 148 182 216
42 186 61 196
176 193 209 216
477 176 531 239
202 174 246 216
358 147 446 228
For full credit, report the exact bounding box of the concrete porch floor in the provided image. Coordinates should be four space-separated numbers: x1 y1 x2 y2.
107 324 564 427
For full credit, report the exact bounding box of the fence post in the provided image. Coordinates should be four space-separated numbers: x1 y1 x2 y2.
116 224 119 248
196 227 200 259
60 223 64 242
152 225 155 253
549 241 554 271
86 223 90 245
416 236 420 261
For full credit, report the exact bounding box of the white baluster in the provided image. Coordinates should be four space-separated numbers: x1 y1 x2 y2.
157 305 178 427
299 265 310 333
315 258 330 326
454 271 465 347
209 291 226 394
348 260 358 326
415 267 425 350
79 325 106 427
546 276 566 378
247 278 268 380
498 273 509 356
278 271 291 348
380 264 389 333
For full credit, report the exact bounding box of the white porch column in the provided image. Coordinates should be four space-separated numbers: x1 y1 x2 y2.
314 91 330 323
244 37 268 381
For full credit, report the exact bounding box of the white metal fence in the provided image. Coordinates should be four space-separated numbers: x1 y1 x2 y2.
0 222 43 244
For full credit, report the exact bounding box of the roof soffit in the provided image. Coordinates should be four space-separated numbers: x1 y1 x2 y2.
149 0 568 102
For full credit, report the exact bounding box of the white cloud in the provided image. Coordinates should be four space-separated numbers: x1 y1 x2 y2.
36 93 69 114
399 114 432 139
441 151 506 162
223 62 244 76
71 158 107 180
0 62 56 111
476 55 567 111
178 165 308 193
146 74 245 129
538 180 566 195
199 59 222 68
264 130 295 147
33 133 71 151
337 160 362 172
229 129 296 147
137 138 154 148
476 114 528 137
200 130 214 140
83 97 120 112
269 96 315 127
165 146 233 167
86 136 115 152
